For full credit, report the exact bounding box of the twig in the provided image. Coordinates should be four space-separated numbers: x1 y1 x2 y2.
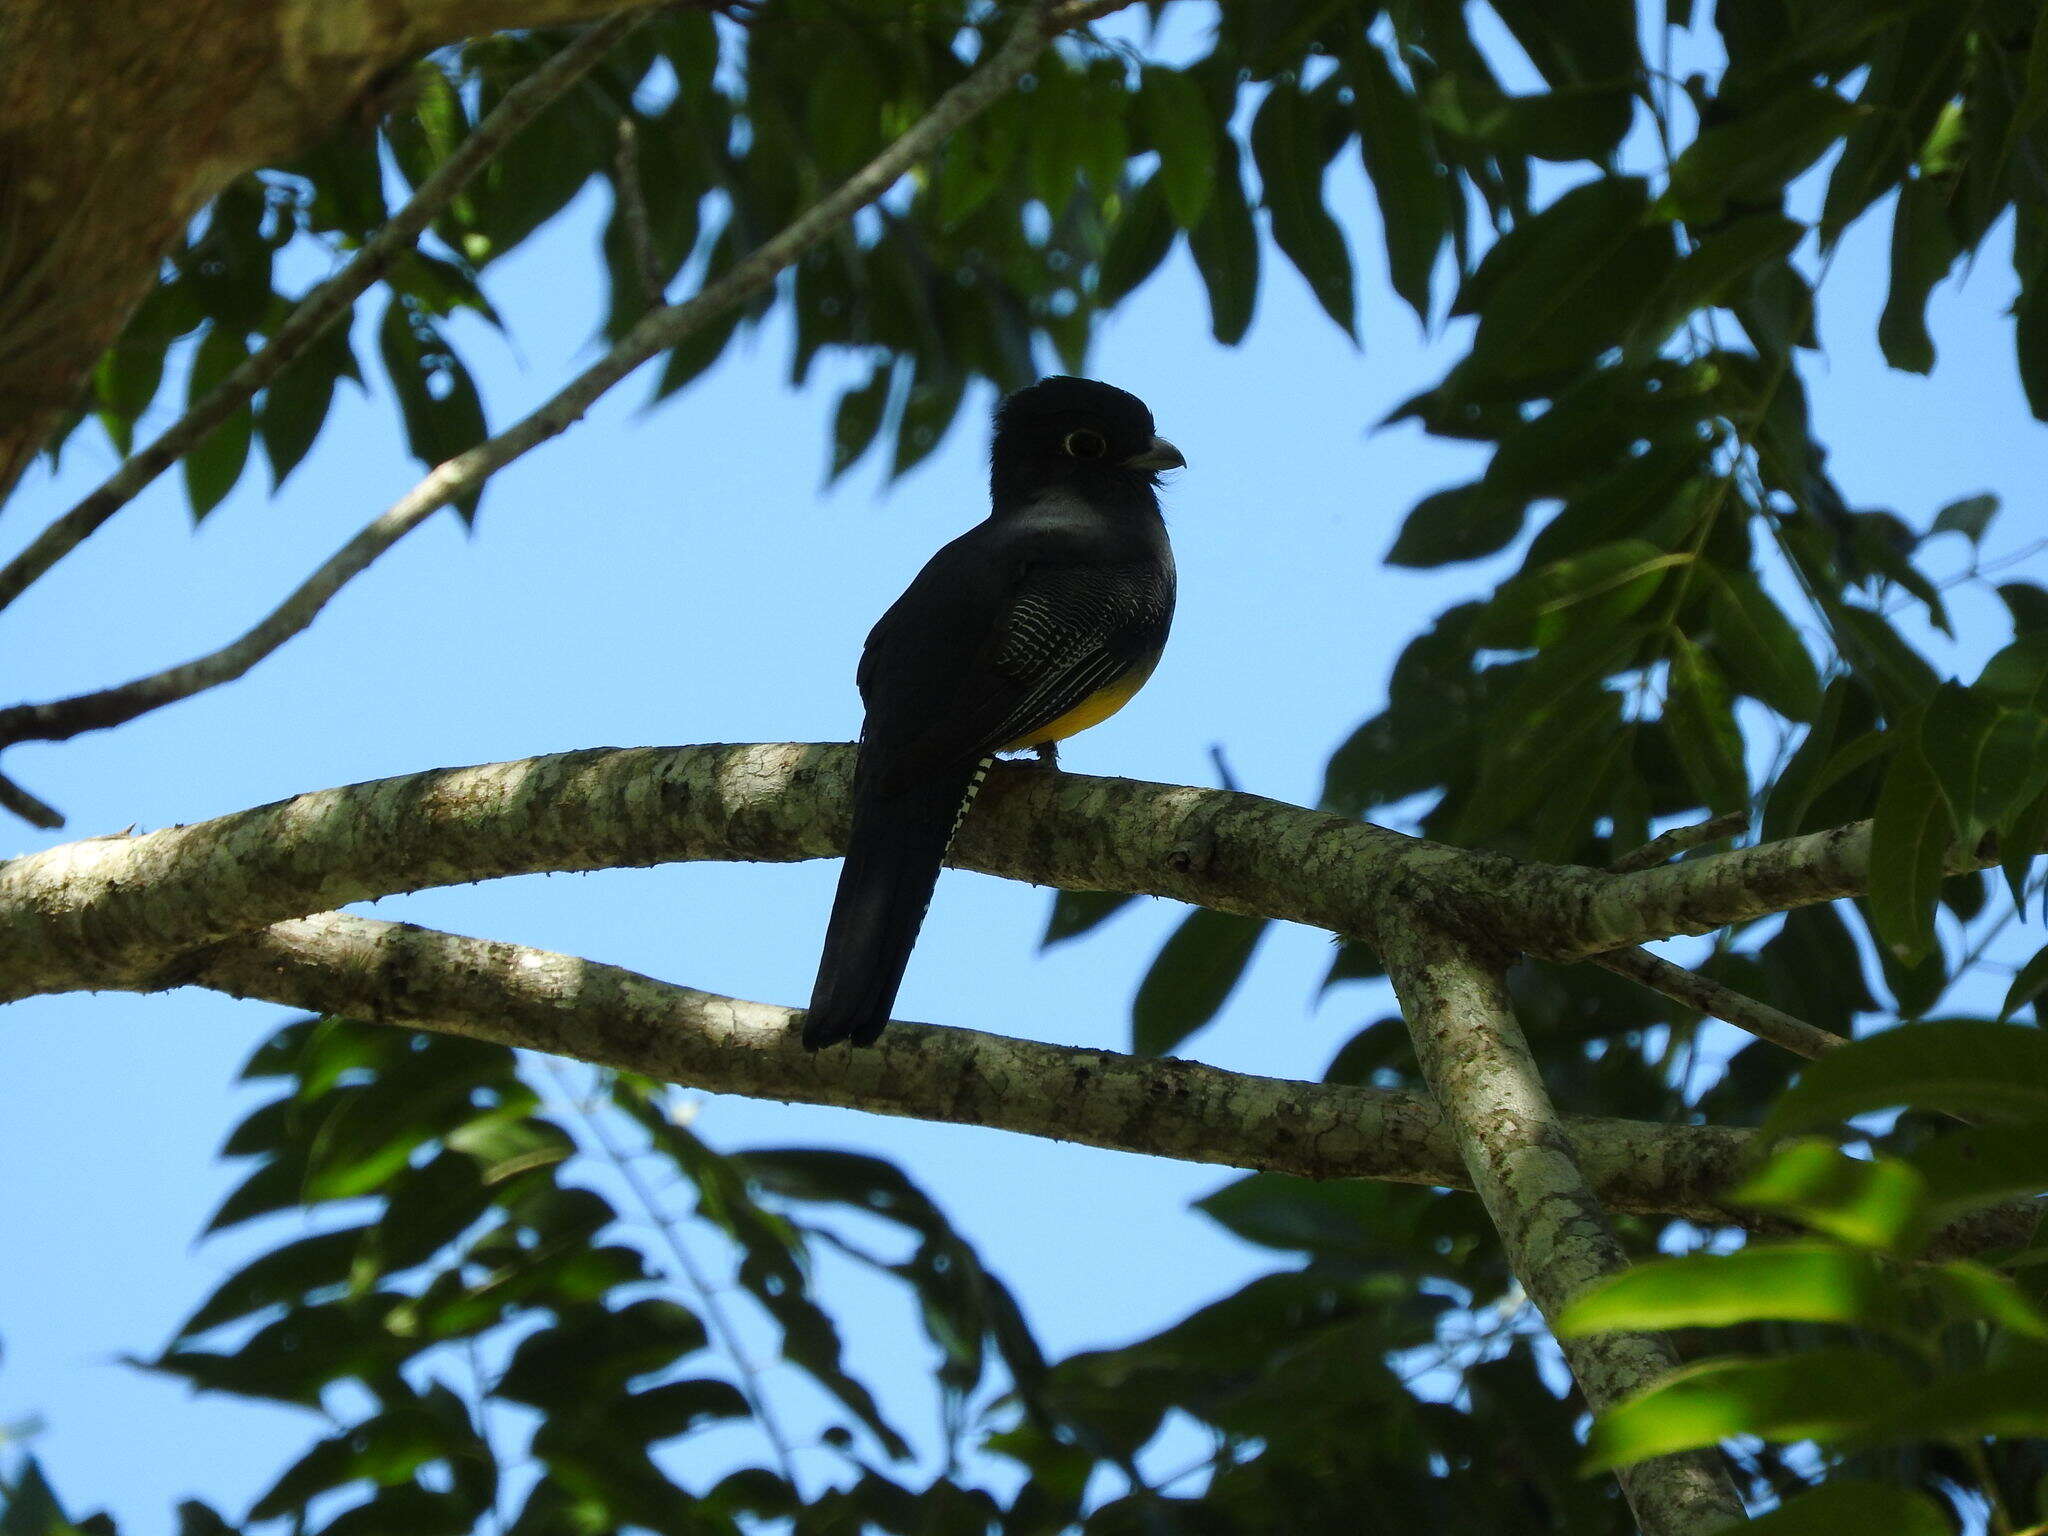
0 768 61 830
0 0 1126 761
612 117 667 311
0 10 650 616
1608 811 1750 874
1590 944 1846 1060
542 1058 802 1484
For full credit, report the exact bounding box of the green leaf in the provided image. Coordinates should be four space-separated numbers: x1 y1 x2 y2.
93 335 169 455
1920 1261 2048 1341
1477 540 1683 649
2004 943 2048 1023
376 297 488 523
1739 1482 1951 1536
1877 175 1961 373
1894 1362 2048 1439
1249 82 1355 338
1459 633 1640 841
1479 86 1635 163
1665 85 1866 224
2018 266 2048 422
183 326 254 522
1867 727 1953 963
828 364 891 481
891 369 965 478
1727 1140 1929 1254
1457 176 1675 386
1132 907 1266 1056
1767 1021 2048 1133
1918 681 2004 843
1832 605 1939 712
259 323 360 491
1097 173 1175 307
1930 493 1998 545
1665 634 1749 813
653 302 743 401
2003 782 2048 913
1139 67 1213 228
1583 1349 1912 1471
1345 38 1446 320
1187 134 1260 345
180 1227 370 1338
1912 1120 2048 1218
1702 563 1820 722
1625 213 1805 362
1555 1242 1909 1337
1194 1174 1423 1270
1819 7 1971 247
1385 482 1525 568
1041 889 1137 949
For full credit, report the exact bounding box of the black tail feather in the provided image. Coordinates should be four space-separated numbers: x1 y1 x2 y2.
803 761 983 1049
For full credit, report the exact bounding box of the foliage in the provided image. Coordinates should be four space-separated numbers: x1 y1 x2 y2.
10 0 2048 1527
1555 1019 2048 1533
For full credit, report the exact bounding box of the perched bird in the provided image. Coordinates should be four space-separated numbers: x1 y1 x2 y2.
803 377 1183 1049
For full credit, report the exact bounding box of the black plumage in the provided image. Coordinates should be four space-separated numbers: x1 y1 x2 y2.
803 377 1183 1049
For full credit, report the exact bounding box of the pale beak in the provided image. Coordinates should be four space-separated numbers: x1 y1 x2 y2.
1121 435 1186 472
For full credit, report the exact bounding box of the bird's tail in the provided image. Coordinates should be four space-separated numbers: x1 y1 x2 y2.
803 757 989 1049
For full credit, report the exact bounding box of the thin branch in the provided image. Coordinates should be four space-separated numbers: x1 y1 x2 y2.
0 0 1124 761
1378 914 1748 1534
0 769 61 831
1608 812 1750 874
0 9 650 616
166 909 1766 1224
1591 945 1846 1060
544 1059 802 1484
611 117 667 312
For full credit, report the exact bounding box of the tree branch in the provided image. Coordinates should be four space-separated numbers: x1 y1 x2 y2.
0 744 2011 1008
0 0 1127 765
1591 945 1845 1060
0 9 651 617
161 909 1770 1223
1608 811 1750 874
1378 915 1748 1534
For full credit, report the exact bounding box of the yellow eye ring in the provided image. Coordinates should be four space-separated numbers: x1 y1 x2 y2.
1064 428 1108 459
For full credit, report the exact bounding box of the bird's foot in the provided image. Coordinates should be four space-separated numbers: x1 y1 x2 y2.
1029 740 1060 771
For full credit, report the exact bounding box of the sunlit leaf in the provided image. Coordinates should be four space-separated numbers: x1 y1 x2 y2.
1583 1349 1912 1471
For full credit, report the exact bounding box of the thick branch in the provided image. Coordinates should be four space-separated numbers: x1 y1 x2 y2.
0 1 1116 762
0 745 2005 1007
0 9 650 616
164 910 1765 1222
1380 916 1747 1533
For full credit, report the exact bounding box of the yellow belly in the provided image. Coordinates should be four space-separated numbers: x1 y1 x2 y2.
1001 653 1160 751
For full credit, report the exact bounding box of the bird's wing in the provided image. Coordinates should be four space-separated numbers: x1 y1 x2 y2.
869 559 1158 792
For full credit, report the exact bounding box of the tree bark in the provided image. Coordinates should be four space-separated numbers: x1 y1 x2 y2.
1381 915 1748 1532
0 743 1999 1004
0 0 675 501
168 909 1763 1221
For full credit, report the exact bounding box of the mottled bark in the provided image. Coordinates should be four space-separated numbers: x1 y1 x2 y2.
170 908 1765 1221
0 742 1990 1005
1380 915 1748 1533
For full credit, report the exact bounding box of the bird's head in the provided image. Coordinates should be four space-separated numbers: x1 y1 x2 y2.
989 376 1184 508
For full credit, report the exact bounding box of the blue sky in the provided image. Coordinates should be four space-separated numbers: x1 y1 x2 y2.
3 13 2046 1526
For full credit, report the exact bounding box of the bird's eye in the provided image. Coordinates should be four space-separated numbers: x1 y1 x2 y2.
1063 428 1108 459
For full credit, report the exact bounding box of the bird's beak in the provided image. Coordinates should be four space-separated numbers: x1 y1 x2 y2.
1121 435 1186 472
